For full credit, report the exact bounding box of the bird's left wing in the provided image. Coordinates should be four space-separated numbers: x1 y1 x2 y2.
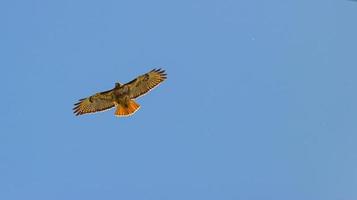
124 68 167 99
73 90 115 116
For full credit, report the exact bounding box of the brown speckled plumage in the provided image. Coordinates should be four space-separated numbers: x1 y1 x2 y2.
73 68 167 117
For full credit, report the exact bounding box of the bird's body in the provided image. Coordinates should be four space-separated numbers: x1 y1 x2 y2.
73 68 167 117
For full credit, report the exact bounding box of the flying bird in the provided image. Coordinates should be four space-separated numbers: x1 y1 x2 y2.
73 68 167 117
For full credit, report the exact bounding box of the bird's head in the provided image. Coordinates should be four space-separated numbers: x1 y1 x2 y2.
115 82 122 88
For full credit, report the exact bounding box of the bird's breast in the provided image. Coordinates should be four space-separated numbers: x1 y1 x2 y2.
114 87 131 103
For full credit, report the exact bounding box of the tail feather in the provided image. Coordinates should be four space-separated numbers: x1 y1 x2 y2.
115 100 140 117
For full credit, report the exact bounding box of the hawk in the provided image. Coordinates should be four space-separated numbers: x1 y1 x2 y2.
73 68 167 117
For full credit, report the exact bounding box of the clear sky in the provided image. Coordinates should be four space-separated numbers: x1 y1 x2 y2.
1 0 357 199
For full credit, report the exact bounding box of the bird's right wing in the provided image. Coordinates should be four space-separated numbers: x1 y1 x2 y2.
73 90 115 116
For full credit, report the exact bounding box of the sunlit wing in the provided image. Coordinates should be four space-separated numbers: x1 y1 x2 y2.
73 90 115 116
124 68 167 99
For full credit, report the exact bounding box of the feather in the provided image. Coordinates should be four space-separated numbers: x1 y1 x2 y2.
123 68 167 99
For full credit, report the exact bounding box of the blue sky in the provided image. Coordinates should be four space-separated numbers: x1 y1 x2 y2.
1 0 357 199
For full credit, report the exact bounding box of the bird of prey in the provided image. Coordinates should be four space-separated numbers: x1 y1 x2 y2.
73 68 167 117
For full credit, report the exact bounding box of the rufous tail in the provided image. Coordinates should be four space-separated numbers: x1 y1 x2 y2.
115 100 140 117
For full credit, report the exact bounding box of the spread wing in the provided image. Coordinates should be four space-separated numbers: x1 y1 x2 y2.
73 90 115 116
124 68 167 99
